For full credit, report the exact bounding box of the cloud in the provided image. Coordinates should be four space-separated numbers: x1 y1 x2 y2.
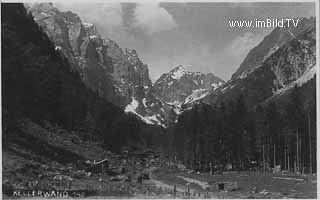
55 3 123 28
228 31 264 58
55 2 176 44
133 3 177 35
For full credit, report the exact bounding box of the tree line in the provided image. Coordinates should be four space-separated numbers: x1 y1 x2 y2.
165 79 316 173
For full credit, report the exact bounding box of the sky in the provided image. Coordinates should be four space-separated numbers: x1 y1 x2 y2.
55 2 315 82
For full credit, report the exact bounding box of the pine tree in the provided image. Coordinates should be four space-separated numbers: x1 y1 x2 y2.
285 85 305 172
265 102 282 168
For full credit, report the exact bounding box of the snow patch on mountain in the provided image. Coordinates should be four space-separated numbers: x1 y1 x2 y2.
142 98 147 107
167 100 182 107
274 65 316 95
89 35 97 39
83 22 93 27
211 82 221 90
171 66 187 80
184 88 209 104
124 97 165 127
124 97 139 113
221 83 235 94
40 12 49 16
295 65 316 85
144 115 164 127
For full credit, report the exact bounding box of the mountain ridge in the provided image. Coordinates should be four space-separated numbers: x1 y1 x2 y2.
203 17 316 109
27 3 316 128
29 3 226 127
231 17 316 80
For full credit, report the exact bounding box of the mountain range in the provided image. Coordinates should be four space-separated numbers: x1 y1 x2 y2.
28 3 316 127
28 3 225 127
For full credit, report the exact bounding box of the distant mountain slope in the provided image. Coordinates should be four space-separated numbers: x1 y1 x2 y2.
203 17 316 108
154 65 224 109
232 18 316 80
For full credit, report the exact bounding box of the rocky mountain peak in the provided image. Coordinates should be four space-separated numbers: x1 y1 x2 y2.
61 11 81 23
173 65 185 71
169 65 189 80
125 48 137 55
154 65 225 107
82 22 101 39
28 2 57 13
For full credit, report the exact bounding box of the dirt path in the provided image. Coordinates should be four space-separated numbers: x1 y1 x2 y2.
149 178 184 193
147 167 216 198
148 167 184 192
176 175 209 190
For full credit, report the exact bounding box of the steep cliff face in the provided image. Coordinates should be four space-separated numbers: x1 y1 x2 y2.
232 18 316 80
29 3 174 127
29 3 152 106
103 38 152 100
154 65 224 108
29 3 120 104
205 17 316 108
268 39 316 94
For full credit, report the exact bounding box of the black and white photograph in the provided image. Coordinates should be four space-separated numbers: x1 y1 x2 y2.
1 0 318 198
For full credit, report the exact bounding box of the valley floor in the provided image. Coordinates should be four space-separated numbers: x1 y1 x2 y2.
151 168 317 199
3 155 316 199
2 118 317 199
